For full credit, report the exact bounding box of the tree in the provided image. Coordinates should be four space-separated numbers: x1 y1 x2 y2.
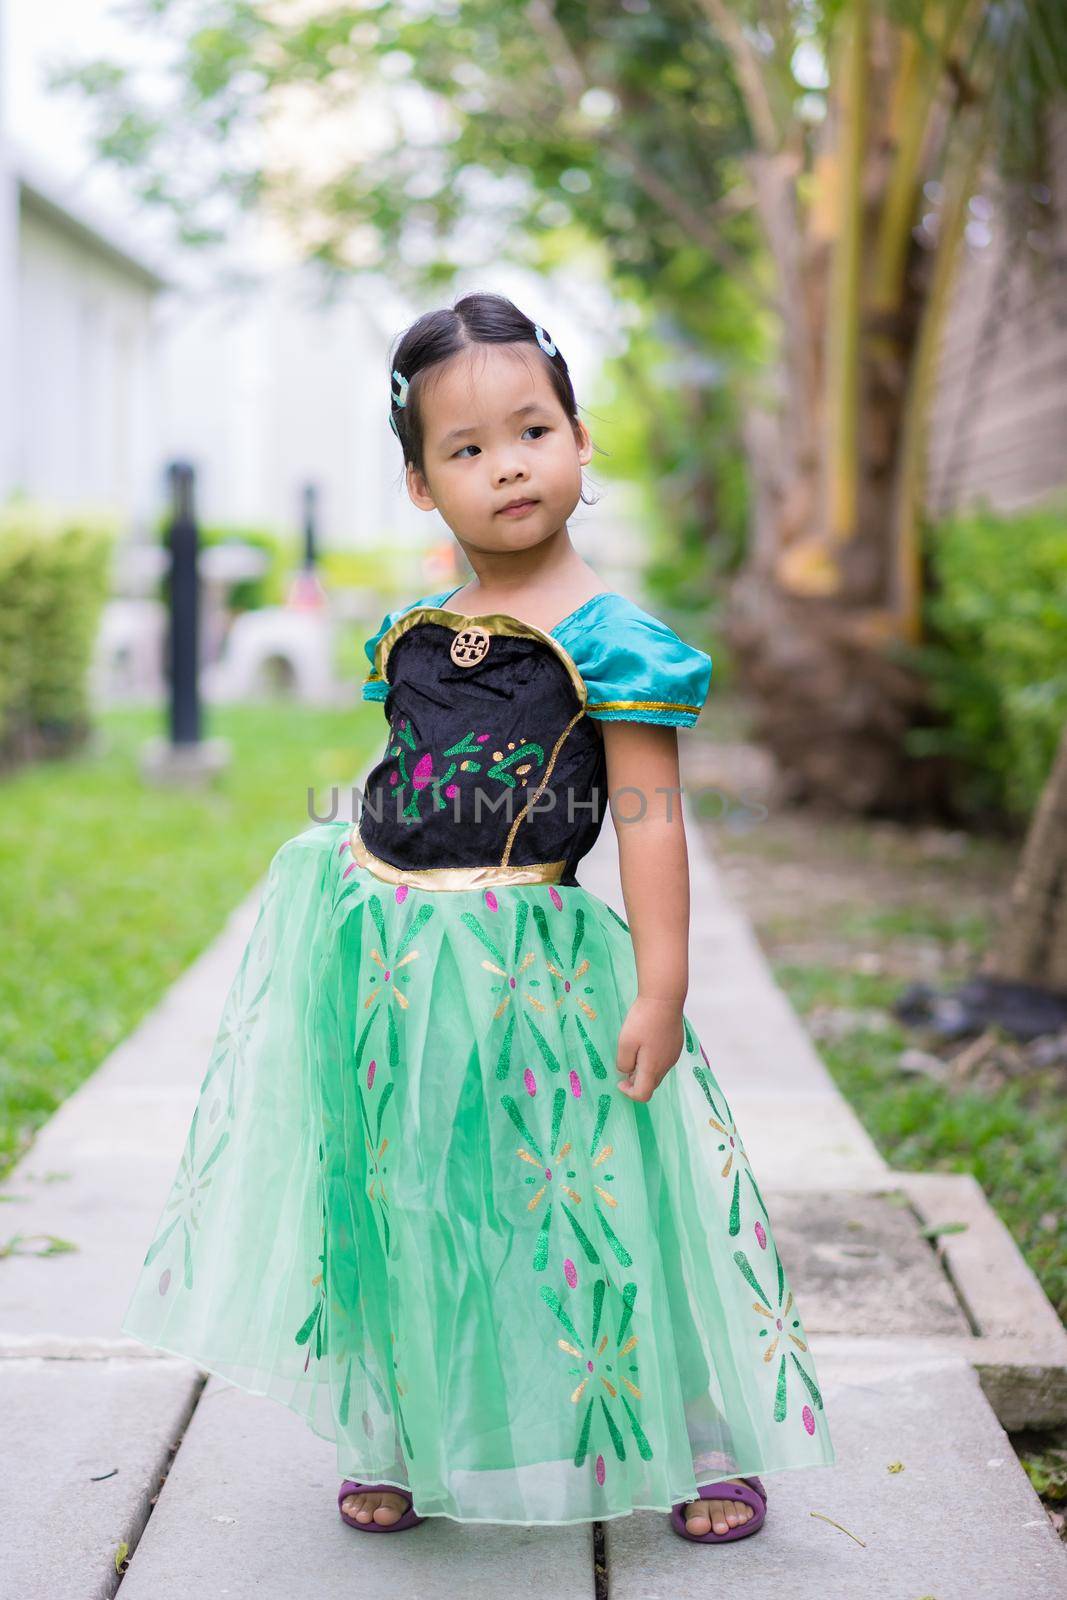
52 1 1067 811
982 719 1067 994
709 1 1067 812
52 1 769 585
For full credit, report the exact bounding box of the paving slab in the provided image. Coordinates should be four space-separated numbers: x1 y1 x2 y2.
0 1356 200 1600
2 783 1065 1596
895 1171 1067 1430
765 1190 971 1336
115 1375 596 1600
605 1346 1067 1600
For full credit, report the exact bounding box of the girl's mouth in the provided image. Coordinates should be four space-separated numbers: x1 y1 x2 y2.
497 499 539 517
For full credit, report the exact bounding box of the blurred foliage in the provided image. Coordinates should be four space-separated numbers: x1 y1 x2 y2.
155 519 420 613
317 544 424 598
904 501 1067 823
48 2 1067 741
588 307 760 633
0 503 116 772
49 0 773 595
156 518 294 611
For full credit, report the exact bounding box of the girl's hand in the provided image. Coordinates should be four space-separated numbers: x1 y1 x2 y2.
615 995 685 1102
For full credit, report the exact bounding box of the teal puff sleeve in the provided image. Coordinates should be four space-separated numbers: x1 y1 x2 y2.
581 603 713 728
361 605 407 701
361 589 455 700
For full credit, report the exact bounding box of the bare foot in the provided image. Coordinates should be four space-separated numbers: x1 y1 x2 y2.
683 1478 756 1536
341 1487 411 1527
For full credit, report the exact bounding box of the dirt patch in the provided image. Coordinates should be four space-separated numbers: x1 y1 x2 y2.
682 697 1017 987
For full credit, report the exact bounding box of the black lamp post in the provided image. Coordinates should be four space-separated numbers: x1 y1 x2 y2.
302 482 318 570
167 460 200 746
287 480 327 610
140 459 230 786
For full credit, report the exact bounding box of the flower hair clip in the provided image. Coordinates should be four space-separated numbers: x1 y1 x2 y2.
534 325 557 357
388 366 409 437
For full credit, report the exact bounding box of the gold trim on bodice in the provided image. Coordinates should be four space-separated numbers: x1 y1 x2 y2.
357 605 594 888
349 825 567 890
373 605 589 706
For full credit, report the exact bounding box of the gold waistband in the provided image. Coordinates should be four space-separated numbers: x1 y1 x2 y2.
348 826 567 891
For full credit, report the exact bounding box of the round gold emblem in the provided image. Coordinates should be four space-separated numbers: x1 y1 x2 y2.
450 624 491 667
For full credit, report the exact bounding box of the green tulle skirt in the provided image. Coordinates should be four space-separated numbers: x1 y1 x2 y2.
121 819 836 1524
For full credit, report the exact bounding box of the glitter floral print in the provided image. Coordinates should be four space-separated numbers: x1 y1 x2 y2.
383 714 548 821
122 815 835 1523
125 819 838 1516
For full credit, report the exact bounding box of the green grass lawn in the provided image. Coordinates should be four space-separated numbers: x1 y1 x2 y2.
0 703 379 1180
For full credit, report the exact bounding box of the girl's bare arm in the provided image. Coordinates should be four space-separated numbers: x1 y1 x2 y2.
601 719 690 1102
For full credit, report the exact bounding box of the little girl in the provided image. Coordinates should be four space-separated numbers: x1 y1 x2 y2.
121 291 835 1543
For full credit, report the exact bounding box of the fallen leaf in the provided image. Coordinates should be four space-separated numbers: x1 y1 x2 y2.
887 1460 905 1473
810 1510 866 1545
114 1542 129 1574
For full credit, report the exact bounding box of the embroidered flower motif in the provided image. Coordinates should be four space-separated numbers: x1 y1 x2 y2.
692 1048 770 1238
381 718 546 819
458 901 558 1079
541 1275 652 1470
485 737 546 788
141 1103 229 1292
734 1239 825 1426
294 1238 329 1370
530 904 607 1081
198 921 272 1119
361 894 434 1021
500 1088 632 1270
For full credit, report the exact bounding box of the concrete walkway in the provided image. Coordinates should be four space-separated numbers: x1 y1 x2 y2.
2 785 1066 1599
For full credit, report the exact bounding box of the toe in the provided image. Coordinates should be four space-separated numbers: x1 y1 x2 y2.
372 1494 407 1525
682 1482 757 1536
684 1499 711 1534
717 1478 752 1525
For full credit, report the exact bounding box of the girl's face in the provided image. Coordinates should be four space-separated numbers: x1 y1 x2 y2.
405 342 593 552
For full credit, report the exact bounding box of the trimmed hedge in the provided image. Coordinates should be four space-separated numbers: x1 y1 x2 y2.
0 505 116 771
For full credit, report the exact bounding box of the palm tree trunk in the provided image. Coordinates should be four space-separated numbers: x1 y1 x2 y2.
981 722 1067 993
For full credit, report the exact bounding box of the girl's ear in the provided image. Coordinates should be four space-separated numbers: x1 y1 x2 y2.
406 462 436 512
575 420 594 467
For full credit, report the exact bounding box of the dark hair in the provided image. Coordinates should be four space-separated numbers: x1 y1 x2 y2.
388 291 595 501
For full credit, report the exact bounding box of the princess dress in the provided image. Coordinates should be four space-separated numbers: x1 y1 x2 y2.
120 585 836 1526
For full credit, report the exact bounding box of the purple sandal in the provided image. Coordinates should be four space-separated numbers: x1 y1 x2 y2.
338 1479 426 1533
670 1475 767 1543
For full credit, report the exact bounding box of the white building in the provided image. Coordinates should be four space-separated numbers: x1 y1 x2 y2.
152 260 429 554
2 150 166 530
0 146 452 564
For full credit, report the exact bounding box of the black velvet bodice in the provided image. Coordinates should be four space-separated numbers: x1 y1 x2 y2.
357 609 607 886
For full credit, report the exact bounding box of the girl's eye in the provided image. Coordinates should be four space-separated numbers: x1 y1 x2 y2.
453 425 549 459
